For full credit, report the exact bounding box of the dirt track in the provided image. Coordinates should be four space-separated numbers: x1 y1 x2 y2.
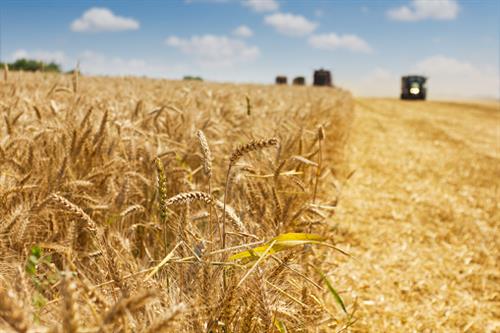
333 99 499 332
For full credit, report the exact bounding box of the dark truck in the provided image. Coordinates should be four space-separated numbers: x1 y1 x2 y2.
401 75 427 100
313 69 332 87
275 76 287 85
293 76 305 85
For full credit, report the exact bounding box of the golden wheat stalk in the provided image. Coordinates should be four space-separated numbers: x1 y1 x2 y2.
61 274 79 333
245 95 251 116
312 126 324 203
3 63 8 81
222 137 279 250
196 129 215 245
72 61 80 93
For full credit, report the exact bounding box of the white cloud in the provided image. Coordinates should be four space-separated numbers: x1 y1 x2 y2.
415 55 478 76
344 67 399 97
11 49 67 64
11 49 29 60
165 34 260 67
71 7 139 32
308 33 372 53
387 0 459 21
232 25 253 38
77 50 185 78
314 9 324 17
413 55 499 98
264 13 317 37
242 0 279 12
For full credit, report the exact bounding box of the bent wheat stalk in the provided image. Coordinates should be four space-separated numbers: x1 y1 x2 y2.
49 193 97 232
196 130 215 244
99 290 156 332
222 137 279 250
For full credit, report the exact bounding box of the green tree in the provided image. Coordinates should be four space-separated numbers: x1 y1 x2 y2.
183 75 203 81
5 58 61 72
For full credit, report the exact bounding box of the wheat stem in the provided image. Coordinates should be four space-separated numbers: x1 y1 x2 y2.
312 126 324 204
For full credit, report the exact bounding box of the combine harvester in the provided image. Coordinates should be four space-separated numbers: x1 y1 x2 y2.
401 75 427 100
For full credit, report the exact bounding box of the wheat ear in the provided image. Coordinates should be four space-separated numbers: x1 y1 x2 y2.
0 289 28 333
99 290 156 330
196 130 212 178
155 157 168 223
166 191 214 206
50 193 97 232
143 303 186 333
120 204 145 217
215 200 247 234
229 138 279 165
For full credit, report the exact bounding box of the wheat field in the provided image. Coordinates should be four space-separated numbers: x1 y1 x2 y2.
0 72 354 332
0 72 498 332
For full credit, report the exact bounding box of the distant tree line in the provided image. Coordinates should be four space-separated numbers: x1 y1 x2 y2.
1 58 61 72
183 75 203 81
1 60 204 80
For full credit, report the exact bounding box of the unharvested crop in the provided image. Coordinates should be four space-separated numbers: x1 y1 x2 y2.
0 72 353 332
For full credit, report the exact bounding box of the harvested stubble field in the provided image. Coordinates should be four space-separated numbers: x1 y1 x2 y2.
0 73 498 333
0 72 353 333
335 99 499 332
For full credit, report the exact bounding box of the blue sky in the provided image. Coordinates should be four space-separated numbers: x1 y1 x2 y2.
1 0 498 99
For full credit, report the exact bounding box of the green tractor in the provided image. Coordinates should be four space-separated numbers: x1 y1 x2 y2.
401 75 427 100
